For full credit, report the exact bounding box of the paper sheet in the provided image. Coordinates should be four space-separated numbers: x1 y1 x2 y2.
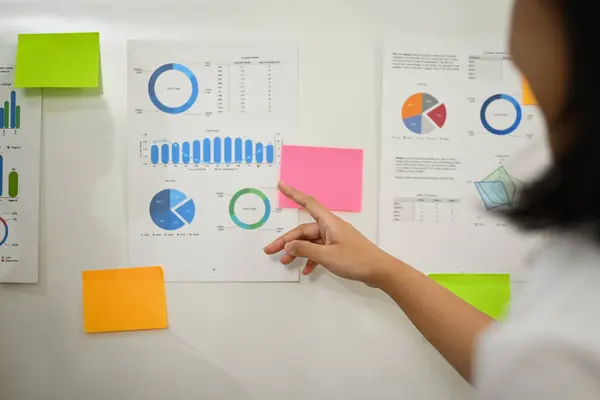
15 32 100 88
0 45 42 283
82 266 168 333
127 41 299 282
429 274 510 319
378 38 550 278
279 145 363 212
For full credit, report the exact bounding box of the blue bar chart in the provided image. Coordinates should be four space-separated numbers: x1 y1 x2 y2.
213 138 221 164
172 143 180 164
245 140 253 164
150 137 276 165
161 144 169 164
193 140 201 164
224 138 232 164
182 142 190 164
235 139 243 163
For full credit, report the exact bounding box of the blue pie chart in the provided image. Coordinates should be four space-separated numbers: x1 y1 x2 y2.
149 189 196 231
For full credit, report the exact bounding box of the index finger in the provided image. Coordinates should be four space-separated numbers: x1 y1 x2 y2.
278 181 334 223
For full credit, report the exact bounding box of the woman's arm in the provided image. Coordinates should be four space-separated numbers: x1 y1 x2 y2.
375 256 493 381
265 182 493 382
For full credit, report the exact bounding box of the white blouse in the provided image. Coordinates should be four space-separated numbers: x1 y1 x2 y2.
474 234 600 399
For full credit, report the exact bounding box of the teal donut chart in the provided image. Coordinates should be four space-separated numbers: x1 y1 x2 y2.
229 188 271 230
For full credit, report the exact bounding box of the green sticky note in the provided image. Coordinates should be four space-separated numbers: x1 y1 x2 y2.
15 32 100 88
429 274 510 319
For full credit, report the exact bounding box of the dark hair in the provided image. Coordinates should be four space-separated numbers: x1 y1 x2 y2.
507 1 600 235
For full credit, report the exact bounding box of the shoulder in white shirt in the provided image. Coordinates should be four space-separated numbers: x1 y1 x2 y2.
474 233 600 399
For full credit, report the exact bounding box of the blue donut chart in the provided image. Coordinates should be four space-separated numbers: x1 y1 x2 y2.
480 94 522 136
148 63 199 114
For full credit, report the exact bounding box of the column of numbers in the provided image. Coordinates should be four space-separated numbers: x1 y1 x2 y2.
267 65 273 113
216 65 226 114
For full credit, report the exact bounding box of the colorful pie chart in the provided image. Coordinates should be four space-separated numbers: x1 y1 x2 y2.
402 93 447 134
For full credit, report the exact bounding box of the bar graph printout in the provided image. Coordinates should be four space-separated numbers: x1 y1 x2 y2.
127 41 299 281
0 45 42 282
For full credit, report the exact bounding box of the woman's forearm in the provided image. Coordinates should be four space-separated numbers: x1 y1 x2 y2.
374 256 494 382
269 181 492 381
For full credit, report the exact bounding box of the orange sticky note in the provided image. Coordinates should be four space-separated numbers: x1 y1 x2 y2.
82 266 168 334
522 77 537 105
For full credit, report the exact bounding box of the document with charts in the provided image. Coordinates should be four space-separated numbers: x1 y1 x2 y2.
0 45 42 283
127 41 299 282
378 38 550 279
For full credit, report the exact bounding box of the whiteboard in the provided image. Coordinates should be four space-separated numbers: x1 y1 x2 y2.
0 0 514 398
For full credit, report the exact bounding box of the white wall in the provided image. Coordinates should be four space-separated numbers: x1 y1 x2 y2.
0 0 514 398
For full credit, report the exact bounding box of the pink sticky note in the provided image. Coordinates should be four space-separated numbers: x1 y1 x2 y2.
279 145 363 212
